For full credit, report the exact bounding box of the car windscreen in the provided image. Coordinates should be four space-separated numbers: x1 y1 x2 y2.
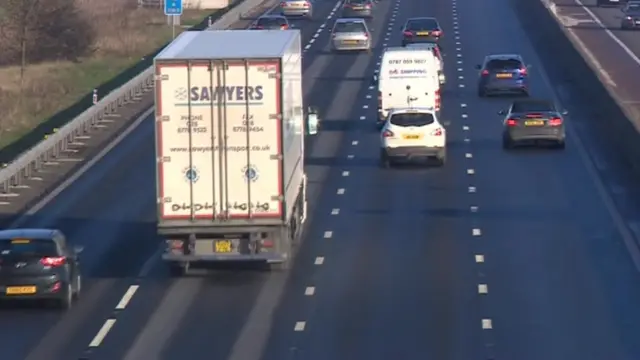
257 17 286 26
0 239 58 258
627 3 640 11
390 113 435 127
511 101 556 113
405 19 438 31
333 22 366 33
486 59 522 71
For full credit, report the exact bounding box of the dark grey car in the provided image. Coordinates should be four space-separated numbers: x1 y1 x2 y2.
0 229 83 309
621 2 640 28
500 99 568 149
341 0 374 18
476 54 530 97
250 15 291 30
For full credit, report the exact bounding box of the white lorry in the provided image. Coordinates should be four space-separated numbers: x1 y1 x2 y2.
154 30 320 274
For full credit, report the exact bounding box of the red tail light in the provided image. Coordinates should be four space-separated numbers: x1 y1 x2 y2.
506 119 518 126
363 32 368 38
431 128 443 136
304 1 310 6
403 31 413 37
548 117 563 126
519 67 527 75
435 89 441 110
281 24 288 29
168 239 183 250
481 69 489 76
382 130 394 137
364 3 371 8
280 1 286 6
41 256 66 267
432 30 442 37
433 47 441 58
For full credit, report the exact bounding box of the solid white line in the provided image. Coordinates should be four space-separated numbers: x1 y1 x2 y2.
115 285 139 310
88 319 117 347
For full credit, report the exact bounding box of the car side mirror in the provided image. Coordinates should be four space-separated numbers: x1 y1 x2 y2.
497 110 506 115
306 109 320 135
561 110 569 115
475 64 481 70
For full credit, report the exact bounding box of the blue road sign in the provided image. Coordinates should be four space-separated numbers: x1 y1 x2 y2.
164 0 183 15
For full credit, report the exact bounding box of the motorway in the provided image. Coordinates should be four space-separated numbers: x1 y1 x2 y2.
4 0 640 358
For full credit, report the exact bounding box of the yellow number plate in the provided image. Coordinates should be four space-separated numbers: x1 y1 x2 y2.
524 120 544 126
403 134 422 139
496 73 512 78
342 40 358 44
214 240 232 253
6 286 36 295
416 31 429 35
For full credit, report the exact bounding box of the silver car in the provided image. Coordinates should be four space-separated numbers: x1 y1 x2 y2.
280 0 313 18
331 18 371 52
341 0 374 18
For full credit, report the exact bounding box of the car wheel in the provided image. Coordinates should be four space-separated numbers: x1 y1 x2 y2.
502 136 513 149
168 262 189 277
307 11 313 20
59 283 73 310
436 150 446 166
380 150 391 168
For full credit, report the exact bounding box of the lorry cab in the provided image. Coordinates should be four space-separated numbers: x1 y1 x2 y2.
375 47 441 125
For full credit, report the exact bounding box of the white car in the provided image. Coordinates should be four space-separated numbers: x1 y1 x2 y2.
380 108 446 167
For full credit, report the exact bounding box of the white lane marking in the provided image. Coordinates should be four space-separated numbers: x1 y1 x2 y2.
337 188 345 195
464 138 470 142
310 38 315 44
314 257 325 265
294 322 306 331
475 254 485 263
305 44 311 50
347 154 354 159
459 84 465 88
331 208 340 215
467 169 475 175
369 85 374 90
363 105 369 109
470 206 478 212
463 126 469 131
482 319 493 329
305 287 316 296
456 41 461 45
313 33 319 38
324 231 333 238
456 53 462 57
366 94 372 99
352 140 358 145
342 171 349 177
459 75 464 80
462 114 468 118
461 103 467 107
472 228 482 236
456 47 461 51
88 319 117 347
360 116 366 120
469 186 476 193
115 285 139 310
465 153 472 158
457 68 463 71
478 284 488 294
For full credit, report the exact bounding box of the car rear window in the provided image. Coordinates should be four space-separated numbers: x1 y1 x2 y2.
390 113 435 127
0 239 58 258
627 3 640 11
347 0 368 4
405 18 438 31
257 17 286 26
334 22 366 33
511 101 556 113
486 59 523 71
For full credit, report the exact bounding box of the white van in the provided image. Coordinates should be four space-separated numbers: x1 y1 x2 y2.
375 47 441 125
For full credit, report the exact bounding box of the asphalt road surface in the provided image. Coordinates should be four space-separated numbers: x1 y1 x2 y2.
4 0 640 358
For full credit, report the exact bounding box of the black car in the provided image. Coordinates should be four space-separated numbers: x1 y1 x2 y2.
250 15 291 30
476 54 530 97
499 99 568 149
0 229 83 309
401 17 443 46
621 1 640 28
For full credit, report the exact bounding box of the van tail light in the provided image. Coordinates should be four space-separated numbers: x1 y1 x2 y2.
435 89 441 110
364 3 371 8
382 130 395 138
431 30 442 37
481 69 489 76
548 117 563 126
506 118 518 126
431 128 443 136
280 24 288 29
304 1 310 6
261 239 274 248
168 239 184 251
41 256 66 267
519 67 528 75
403 31 413 37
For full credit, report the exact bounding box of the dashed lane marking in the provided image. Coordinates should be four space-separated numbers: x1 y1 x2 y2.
465 153 473 158
337 188 345 195
305 287 316 296
342 171 350 177
470 206 479 212
475 254 485 263
472 228 482 236
294 322 306 331
88 319 117 347
467 169 475 175
478 284 488 294
469 186 476 193
314 257 325 265
331 208 340 215
115 285 139 310
482 319 493 329
323 231 333 238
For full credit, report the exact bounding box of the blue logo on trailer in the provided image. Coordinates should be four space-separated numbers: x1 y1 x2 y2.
164 0 183 15
184 167 199 183
242 165 259 183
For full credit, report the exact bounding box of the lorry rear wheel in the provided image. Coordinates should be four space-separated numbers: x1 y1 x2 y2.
169 262 189 277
